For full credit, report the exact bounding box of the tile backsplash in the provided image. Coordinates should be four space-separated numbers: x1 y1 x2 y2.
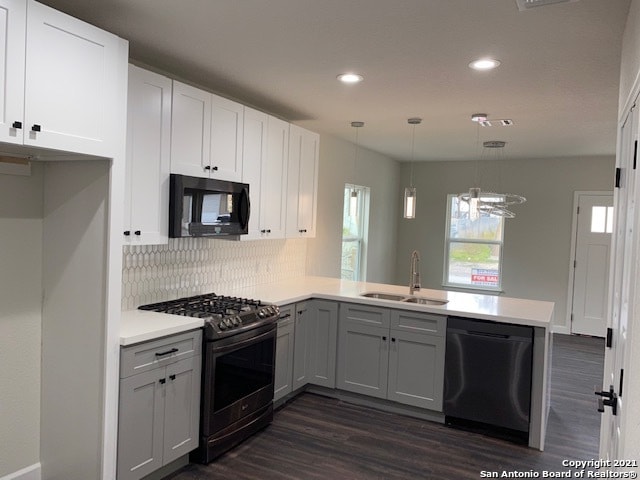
122 238 307 309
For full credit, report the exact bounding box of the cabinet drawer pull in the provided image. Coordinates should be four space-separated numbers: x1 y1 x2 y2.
123 230 131 236
382 336 387 341
12 121 22 129
31 124 41 132
159 378 166 384
391 337 396 342
169 374 176 381
155 348 178 357
134 230 141 236
279 313 291 320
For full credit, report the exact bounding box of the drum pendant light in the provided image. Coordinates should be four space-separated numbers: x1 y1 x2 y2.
404 118 422 219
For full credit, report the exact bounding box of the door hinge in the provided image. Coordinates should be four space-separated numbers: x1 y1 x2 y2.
577 206 580 215
615 168 622 188
634 140 638 170
574 260 577 268
570 313 574 322
619 369 624 397
606 327 613 348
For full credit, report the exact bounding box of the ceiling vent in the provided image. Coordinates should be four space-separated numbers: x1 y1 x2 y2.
515 0 579 11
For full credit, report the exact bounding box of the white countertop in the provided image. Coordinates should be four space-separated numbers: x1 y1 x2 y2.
120 276 554 345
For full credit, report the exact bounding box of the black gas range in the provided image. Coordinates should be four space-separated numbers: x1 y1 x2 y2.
139 293 280 340
139 293 280 463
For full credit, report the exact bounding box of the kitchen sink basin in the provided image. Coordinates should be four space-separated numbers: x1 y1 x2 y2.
360 292 448 306
360 292 407 301
401 296 449 306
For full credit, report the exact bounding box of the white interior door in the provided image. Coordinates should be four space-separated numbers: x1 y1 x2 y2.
571 193 613 336
599 102 637 460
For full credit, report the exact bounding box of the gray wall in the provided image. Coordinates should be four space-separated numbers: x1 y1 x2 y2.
306 133 400 283
393 156 614 332
0 164 43 477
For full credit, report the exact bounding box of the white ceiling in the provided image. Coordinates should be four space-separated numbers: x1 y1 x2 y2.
39 0 631 162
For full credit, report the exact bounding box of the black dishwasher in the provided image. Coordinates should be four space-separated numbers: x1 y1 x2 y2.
444 316 533 443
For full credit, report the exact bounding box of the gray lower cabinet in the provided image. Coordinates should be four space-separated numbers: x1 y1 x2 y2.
117 329 202 480
291 299 338 391
337 303 446 411
274 305 295 401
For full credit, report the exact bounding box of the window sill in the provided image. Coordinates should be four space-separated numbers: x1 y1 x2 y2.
441 283 504 295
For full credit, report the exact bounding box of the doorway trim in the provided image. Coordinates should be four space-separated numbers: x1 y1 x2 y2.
565 190 613 336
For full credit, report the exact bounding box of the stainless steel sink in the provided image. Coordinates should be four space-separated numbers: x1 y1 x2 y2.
360 292 407 301
359 292 448 306
401 296 448 306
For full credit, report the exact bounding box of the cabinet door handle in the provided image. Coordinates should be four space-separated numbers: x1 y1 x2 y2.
382 336 387 341
204 165 211 170
134 230 141 236
169 374 176 381
391 337 396 343
123 230 131 236
159 378 166 385
31 124 41 132
267 229 271 233
212 166 218 171
260 229 266 233
155 348 178 357
12 121 22 129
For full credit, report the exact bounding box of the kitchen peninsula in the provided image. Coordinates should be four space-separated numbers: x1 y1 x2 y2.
121 276 553 453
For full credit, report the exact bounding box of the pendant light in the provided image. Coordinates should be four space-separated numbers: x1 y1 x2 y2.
404 117 421 219
457 114 526 220
350 121 364 217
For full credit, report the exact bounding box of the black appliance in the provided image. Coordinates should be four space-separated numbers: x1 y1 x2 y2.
444 316 533 443
169 174 250 238
139 294 279 462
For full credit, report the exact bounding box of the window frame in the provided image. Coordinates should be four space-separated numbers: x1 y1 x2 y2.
443 193 505 292
341 184 370 282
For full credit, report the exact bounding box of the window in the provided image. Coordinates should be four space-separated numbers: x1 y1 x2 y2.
591 206 614 233
341 184 369 281
444 194 505 291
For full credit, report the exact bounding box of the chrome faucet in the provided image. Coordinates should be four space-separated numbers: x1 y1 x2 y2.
409 250 421 295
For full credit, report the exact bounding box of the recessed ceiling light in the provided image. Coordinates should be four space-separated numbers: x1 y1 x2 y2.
337 73 364 84
469 58 501 71
471 113 488 122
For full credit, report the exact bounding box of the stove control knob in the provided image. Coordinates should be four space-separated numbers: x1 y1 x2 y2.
258 310 266 318
218 322 227 330
225 318 233 327
232 316 240 326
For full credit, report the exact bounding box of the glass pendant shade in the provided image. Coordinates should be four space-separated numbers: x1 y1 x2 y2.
349 189 358 217
404 186 416 219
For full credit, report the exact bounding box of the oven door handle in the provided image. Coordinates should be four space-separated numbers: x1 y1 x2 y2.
212 325 275 354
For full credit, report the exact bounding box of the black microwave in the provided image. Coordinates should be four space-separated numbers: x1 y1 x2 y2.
169 174 250 238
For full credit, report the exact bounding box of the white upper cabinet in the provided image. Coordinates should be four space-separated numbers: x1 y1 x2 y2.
0 0 126 157
260 116 289 239
286 125 319 238
210 94 244 182
170 81 211 177
241 107 268 240
124 65 172 245
0 0 26 146
242 111 288 239
171 81 244 181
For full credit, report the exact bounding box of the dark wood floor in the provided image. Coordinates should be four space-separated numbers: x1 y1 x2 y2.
165 334 604 480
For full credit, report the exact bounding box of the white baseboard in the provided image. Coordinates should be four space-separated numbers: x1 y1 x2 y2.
0 464 41 480
552 325 570 335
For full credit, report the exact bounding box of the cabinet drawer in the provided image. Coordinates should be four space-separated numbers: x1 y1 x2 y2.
278 303 295 328
390 310 446 336
120 329 202 378
341 303 390 328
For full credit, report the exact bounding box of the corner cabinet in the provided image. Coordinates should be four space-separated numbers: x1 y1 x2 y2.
286 125 319 238
0 0 126 157
337 303 446 411
117 330 202 480
170 81 244 182
292 300 338 390
123 65 172 245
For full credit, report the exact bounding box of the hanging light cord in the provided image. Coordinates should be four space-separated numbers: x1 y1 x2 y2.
410 123 416 187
